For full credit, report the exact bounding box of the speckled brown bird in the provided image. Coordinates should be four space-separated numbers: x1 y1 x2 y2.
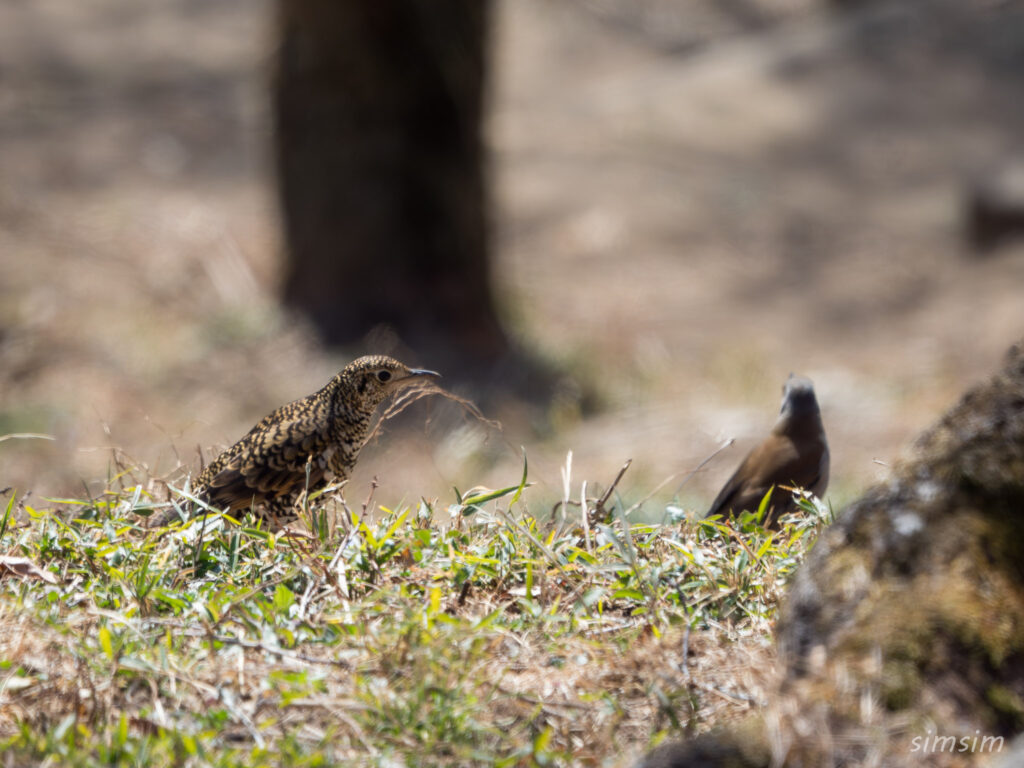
158 355 439 529
706 374 829 528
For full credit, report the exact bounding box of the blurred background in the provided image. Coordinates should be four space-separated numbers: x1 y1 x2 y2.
2 0 1023 514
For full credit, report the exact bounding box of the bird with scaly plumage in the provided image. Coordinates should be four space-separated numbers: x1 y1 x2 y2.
155 355 439 530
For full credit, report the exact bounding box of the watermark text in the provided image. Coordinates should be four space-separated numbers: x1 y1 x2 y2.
910 731 1003 754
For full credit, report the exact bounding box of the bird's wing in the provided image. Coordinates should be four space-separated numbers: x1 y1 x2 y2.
765 433 828 499
201 409 330 511
810 443 830 498
705 458 756 519
705 436 798 518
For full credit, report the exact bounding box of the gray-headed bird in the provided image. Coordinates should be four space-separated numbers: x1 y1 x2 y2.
706 375 829 528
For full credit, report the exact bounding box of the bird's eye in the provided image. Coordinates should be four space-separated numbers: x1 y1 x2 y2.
376 370 392 383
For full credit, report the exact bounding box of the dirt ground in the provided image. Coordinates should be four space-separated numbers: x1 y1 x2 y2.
2 0 1023 516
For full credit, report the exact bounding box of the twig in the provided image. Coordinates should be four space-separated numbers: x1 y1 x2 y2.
589 459 632 526
694 680 761 706
671 439 736 501
493 506 570 579
580 480 593 553
0 433 55 443
364 382 500 447
681 622 692 683
323 477 378 603
492 684 593 712
146 620 353 670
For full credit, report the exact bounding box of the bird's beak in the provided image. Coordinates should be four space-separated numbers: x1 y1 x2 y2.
407 368 441 380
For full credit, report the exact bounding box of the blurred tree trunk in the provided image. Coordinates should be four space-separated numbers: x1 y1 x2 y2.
274 0 507 371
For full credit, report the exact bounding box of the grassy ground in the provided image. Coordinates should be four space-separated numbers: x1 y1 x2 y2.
0 468 829 766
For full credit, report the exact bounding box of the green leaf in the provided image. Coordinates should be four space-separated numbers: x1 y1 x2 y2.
380 507 411 544
533 726 553 762
460 484 522 508
510 448 529 506
612 588 645 601
472 609 502 630
578 587 607 608
241 527 274 542
428 586 441 616
116 712 128 747
98 626 114 660
756 486 774 521
0 492 15 539
274 584 296 613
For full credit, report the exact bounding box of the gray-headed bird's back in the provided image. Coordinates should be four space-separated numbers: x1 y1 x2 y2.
706 374 828 527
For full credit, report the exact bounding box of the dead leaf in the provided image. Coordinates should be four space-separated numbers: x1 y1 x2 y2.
0 556 58 584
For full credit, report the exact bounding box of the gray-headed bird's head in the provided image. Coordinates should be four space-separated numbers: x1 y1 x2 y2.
779 374 820 420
